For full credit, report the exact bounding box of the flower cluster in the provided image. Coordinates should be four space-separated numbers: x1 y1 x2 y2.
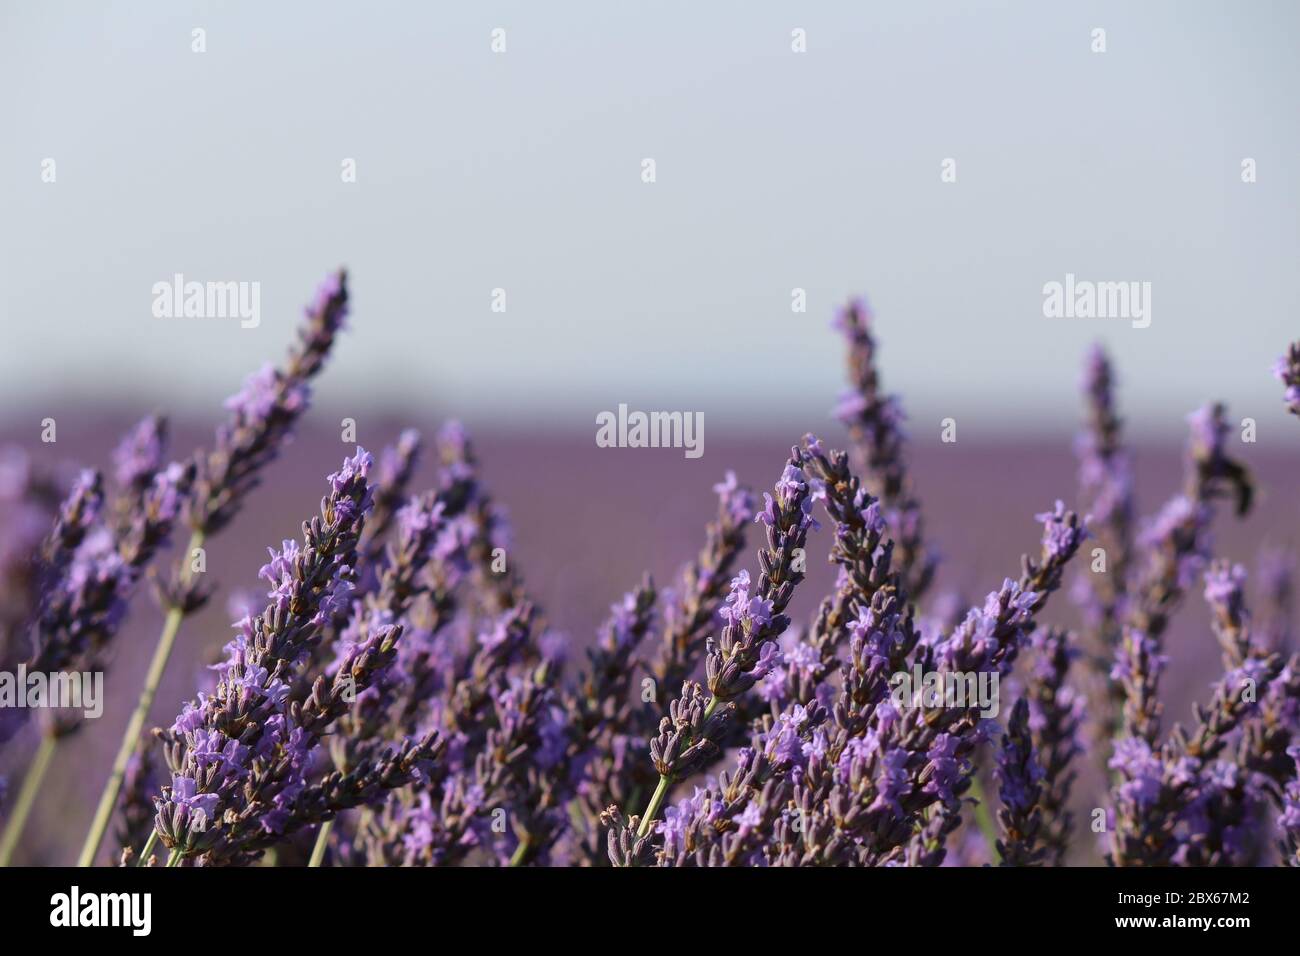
2 282 1299 872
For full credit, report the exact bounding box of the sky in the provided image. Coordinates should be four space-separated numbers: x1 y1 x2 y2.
1 0 1298 439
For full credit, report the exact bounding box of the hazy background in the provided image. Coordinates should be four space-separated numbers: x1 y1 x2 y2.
2 1 1299 864
2 0 1298 436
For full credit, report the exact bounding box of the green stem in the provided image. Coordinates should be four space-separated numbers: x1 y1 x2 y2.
967 776 1002 863
166 848 183 868
78 529 205 868
508 834 532 867
308 819 334 867
636 775 672 838
0 734 58 866
135 830 159 867
634 695 720 839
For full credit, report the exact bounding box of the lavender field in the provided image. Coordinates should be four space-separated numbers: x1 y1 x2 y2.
2 274 1299 870
3 8 1299 901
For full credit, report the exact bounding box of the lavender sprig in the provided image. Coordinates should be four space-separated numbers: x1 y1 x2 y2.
358 429 423 570
1273 342 1300 418
652 472 754 696
630 447 818 844
365 604 536 866
1110 563 1281 866
797 502 1084 866
832 299 936 599
1279 746 1300 866
151 449 401 864
572 581 659 864
581 474 753 864
1074 346 1136 658
1073 347 1136 760
0 448 61 670
801 434 915 698
181 271 350 549
79 272 350 867
1024 627 1084 864
1255 546 1294 655
1116 403 1253 745
994 698 1046 866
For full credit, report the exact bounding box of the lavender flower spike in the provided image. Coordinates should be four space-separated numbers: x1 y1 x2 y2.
994 698 1046 866
1073 345 1135 694
151 449 414 864
1279 746 1300 866
1117 403 1253 745
78 271 351 868
181 269 350 557
1274 341 1300 418
1024 627 1084 865
632 446 818 845
833 299 936 599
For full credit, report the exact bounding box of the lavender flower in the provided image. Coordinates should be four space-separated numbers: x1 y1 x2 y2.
572 581 659 863
1279 745 1300 866
30 461 191 678
15 281 1300 873
626 448 819 850
152 449 433 863
994 698 1046 866
0 448 60 675
1024 627 1084 864
1255 546 1293 654
652 471 754 694
1110 563 1282 866
168 270 350 612
1274 342 1300 418
111 415 167 497
832 299 936 599
1074 346 1136 656
358 429 423 568
1116 404 1253 745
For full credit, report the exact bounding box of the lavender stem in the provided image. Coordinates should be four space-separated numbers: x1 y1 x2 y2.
135 830 158 867
508 835 532 867
635 695 723 838
77 527 204 867
965 775 1001 862
307 820 333 867
0 734 57 866
636 774 674 838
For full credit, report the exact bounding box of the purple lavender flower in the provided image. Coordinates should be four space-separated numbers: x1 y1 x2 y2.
1110 563 1283 866
1255 546 1293 654
994 698 1046 866
652 471 754 695
1278 745 1300 866
111 415 166 494
1024 627 1084 864
627 449 820 850
152 449 434 864
28 461 191 684
359 428 423 569
832 299 937 599
1275 342 1300 417
177 271 350 574
1114 404 1253 748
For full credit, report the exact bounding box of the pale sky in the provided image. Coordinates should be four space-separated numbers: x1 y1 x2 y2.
2 0 1297 438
